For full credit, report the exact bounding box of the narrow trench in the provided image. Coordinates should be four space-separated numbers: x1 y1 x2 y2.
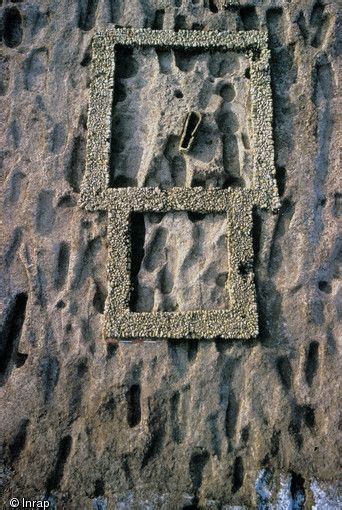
8 418 30 464
232 456 244 493
251 208 269 339
305 341 319 386
0 292 28 385
290 471 306 507
127 384 141 427
46 435 72 494
3 6 23 48
94 478 105 497
152 9 165 30
189 450 210 504
207 0 218 14
109 46 139 187
78 0 99 32
129 213 146 311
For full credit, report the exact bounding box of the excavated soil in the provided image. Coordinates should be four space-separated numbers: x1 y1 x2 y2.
0 0 340 508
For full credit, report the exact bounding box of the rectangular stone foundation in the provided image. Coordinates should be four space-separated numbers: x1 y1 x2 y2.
80 28 279 340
